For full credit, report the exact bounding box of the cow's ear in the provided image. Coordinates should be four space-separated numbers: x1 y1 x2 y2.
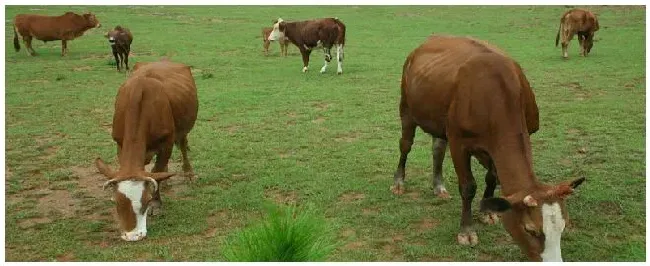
480 197 512 213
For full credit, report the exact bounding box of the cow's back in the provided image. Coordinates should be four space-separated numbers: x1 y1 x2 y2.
401 35 536 138
562 9 599 32
131 61 199 136
14 12 83 41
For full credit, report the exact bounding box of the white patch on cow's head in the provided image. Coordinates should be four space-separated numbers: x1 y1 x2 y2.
268 18 285 41
117 181 150 241
540 202 565 262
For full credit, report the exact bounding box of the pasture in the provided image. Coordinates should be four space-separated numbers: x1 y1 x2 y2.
4 5 646 261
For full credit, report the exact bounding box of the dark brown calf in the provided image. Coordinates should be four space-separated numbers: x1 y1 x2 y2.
13 12 101 56
268 17 345 74
105 25 133 72
394 35 585 261
555 8 600 59
262 26 289 56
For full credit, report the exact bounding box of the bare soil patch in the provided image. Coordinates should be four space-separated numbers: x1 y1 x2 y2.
264 188 298 204
334 132 360 143
338 192 365 202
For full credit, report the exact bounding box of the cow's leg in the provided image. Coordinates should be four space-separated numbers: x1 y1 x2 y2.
112 50 120 71
264 40 270 56
577 34 585 57
149 142 173 216
391 102 416 195
561 30 573 59
336 44 344 74
61 40 67 56
479 161 499 225
432 138 450 198
449 140 478 246
299 48 312 72
320 46 332 73
124 49 130 70
282 42 288 56
24 36 36 56
177 135 195 181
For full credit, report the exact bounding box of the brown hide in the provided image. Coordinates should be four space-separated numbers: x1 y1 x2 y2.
398 35 570 261
273 18 345 72
555 8 600 58
262 27 288 56
106 26 133 71
13 12 101 56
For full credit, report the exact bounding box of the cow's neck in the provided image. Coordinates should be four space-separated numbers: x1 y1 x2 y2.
118 87 149 174
490 133 540 195
283 22 303 46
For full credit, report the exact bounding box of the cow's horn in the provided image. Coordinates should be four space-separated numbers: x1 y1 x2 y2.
141 176 159 192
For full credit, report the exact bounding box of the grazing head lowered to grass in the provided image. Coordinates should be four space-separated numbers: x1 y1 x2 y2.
95 59 199 241
394 34 586 261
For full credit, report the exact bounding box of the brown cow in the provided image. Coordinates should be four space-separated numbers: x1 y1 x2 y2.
268 17 345 74
95 59 198 241
13 12 101 57
105 25 133 72
392 35 585 261
262 26 289 56
555 8 600 59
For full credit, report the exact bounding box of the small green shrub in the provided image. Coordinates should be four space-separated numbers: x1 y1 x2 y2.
222 204 337 262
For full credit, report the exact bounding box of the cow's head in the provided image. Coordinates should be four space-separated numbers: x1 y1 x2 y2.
584 35 595 55
83 12 101 28
481 177 585 261
268 18 286 41
95 158 174 241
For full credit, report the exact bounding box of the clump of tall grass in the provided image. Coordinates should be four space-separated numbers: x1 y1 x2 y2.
222 204 337 262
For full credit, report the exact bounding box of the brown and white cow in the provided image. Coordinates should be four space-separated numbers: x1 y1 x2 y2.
392 35 585 261
13 12 101 57
267 17 345 74
95 59 198 241
555 8 600 59
105 25 133 72
262 26 289 56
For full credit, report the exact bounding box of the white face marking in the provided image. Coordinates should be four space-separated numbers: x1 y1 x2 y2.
268 20 284 41
117 181 150 241
540 202 565 262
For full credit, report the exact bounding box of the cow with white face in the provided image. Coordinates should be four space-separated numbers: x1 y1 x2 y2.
96 59 198 241
268 17 346 74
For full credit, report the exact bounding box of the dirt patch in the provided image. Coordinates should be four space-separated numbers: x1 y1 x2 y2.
598 200 623 215
334 132 360 143
415 218 440 232
56 252 75 262
73 66 93 72
343 240 366 250
39 145 60 161
312 102 331 112
338 192 365 202
312 116 326 123
340 228 356 238
559 158 572 167
37 190 78 218
264 188 298 204
405 190 420 200
362 207 379 215
204 209 251 238
225 125 240 134
18 216 53 229
71 165 106 197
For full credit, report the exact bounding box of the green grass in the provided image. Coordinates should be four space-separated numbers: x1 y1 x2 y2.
4 5 646 262
222 204 337 262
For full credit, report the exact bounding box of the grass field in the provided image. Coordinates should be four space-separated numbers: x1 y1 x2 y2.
4 5 646 262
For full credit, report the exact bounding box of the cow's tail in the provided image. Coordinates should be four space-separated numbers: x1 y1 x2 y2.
13 26 20 52
334 17 346 47
555 21 562 47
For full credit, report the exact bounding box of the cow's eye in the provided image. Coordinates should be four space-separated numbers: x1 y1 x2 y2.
524 227 544 238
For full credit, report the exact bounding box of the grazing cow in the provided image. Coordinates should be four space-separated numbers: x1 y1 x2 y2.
262 26 289 56
95 59 198 241
555 8 600 59
392 35 585 261
268 17 345 74
13 12 101 56
105 25 133 72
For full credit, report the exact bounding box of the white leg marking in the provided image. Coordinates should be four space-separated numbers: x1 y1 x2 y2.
336 44 343 74
541 202 565 262
117 181 149 241
302 66 308 73
320 59 328 73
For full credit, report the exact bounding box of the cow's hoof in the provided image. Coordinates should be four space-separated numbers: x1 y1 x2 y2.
434 187 451 199
337 71 342 75
457 231 479 246
302 67 308 73
480 212 500 225
390 184 405 195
